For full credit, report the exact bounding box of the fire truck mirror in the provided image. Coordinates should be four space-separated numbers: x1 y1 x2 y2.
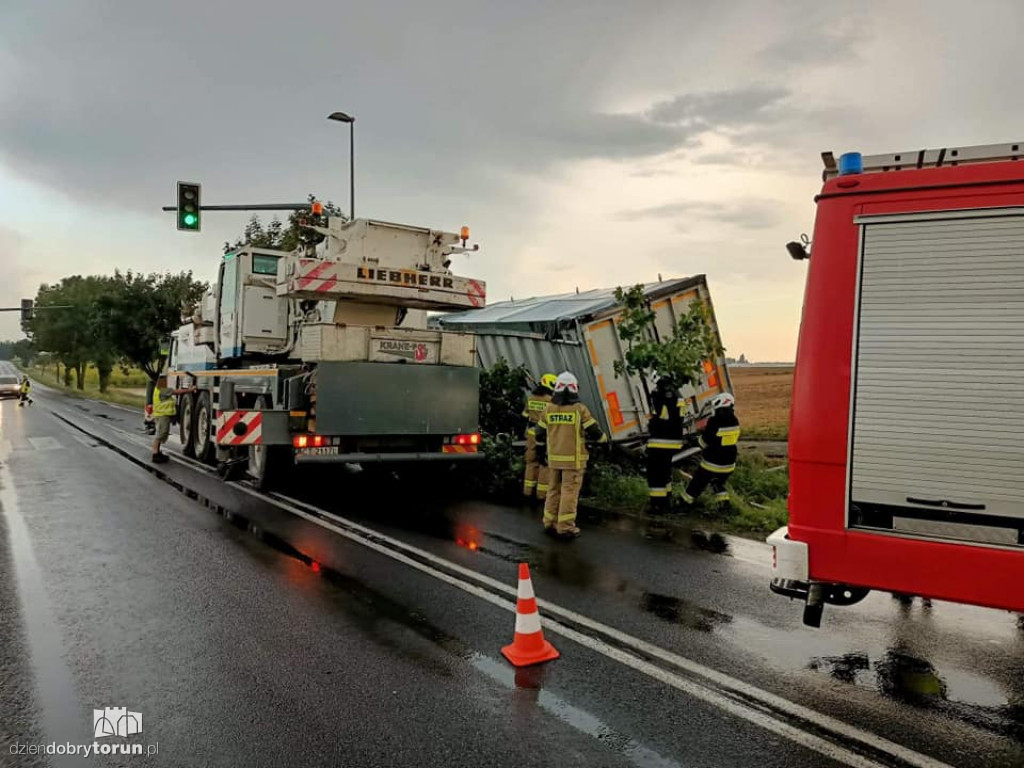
786 241 810 261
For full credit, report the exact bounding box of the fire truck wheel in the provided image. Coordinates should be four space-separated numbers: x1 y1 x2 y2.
179 392 196 457
194 392 216 464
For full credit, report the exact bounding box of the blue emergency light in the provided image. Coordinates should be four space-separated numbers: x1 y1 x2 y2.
838 152 863 175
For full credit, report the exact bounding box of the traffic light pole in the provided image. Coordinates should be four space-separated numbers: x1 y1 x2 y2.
0 306 71 311
161 204 315 212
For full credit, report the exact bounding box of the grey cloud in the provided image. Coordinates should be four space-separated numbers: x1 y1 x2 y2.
616 199 784 230
757 14 866 69
691 151 753 166
646 87 790 129
615 202 701 222
630 167 679 178
0 1 808 217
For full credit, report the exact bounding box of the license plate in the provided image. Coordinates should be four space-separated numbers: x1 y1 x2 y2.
297 446 340 457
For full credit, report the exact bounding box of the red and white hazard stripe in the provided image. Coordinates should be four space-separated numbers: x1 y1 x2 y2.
295 260 340 293
216 410 263 446
467 279 486 308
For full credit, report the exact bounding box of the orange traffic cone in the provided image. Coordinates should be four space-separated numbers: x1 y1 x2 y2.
501 563 560 667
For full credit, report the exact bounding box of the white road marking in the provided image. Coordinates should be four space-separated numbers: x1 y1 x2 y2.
263 491 950 768
470 653 682 768
51 401 952 768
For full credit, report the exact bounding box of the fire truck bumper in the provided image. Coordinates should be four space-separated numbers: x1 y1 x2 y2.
767 526 809 582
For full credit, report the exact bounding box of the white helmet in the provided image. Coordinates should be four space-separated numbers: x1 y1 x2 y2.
554 372 579 394
710 392 735 411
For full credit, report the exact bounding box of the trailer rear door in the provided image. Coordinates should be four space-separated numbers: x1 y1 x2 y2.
849 209 1024 546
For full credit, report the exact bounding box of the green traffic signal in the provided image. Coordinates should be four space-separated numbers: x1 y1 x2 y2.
176 181 201 232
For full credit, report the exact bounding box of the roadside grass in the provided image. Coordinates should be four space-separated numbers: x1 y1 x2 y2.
680 451 789 534
21 364 148 410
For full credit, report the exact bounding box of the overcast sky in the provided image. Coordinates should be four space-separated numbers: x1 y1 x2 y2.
2 0 1022 360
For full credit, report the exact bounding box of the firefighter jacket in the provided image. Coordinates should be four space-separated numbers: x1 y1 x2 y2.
19 379 31 395
698 407 741 472
648 385 686 449
152 388 176 418
536 398 607 470
522 387 553 436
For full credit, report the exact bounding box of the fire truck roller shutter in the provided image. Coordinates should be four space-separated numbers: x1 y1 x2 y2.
849 209 1024 544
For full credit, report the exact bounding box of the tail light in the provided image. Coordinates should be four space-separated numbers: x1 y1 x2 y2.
453 433 480 446
293 434 327 448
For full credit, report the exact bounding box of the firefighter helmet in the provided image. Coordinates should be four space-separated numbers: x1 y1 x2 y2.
554 372 579 394
540 373 558 391
710 392 735 411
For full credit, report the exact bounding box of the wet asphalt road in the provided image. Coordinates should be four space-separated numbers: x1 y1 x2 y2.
1 365 1023 767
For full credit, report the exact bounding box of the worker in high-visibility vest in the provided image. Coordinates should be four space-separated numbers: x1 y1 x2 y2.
18 376 32 407
681 392 741 506
522 373 557 500
535 372 607 539
151 375 176 464
646 376 686 515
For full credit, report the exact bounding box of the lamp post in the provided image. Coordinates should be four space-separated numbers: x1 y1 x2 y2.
327 111 355 221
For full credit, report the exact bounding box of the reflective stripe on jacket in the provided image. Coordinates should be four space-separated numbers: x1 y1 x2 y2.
535 402 605 470
698 408 740 471
152 388 176 418
522 391 552 424
648 385 685 440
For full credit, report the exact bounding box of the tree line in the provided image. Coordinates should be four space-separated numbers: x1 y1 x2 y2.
5 271 207 392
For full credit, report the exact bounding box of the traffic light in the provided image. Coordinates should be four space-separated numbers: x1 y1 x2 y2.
20 298 33 323
177 182 201 232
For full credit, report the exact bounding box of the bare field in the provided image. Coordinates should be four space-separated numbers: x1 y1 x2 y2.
729 366 793 440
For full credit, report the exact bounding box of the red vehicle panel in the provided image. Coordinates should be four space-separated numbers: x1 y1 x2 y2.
774 150 1024 621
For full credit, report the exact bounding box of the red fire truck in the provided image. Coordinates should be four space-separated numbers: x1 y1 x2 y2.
769 142 1024 626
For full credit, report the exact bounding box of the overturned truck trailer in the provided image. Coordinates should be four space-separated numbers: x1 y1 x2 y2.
437 276 730 443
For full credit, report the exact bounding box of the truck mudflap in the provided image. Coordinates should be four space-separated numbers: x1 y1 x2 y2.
294 450 484 464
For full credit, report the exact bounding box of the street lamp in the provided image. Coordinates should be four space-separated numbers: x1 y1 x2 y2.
327 111 355 221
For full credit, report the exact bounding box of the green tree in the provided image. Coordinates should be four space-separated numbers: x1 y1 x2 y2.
96 271 208 381
13 338 37 366
26 276 109 389
223 195 345 254
478 358 530 438
612 284 724 389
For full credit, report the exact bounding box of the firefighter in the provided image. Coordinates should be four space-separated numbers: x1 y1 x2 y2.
535 372 607 538
522 373 557 501
646 376 686 515
151 375 176 463
18 376 32 407
681 392 740 506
